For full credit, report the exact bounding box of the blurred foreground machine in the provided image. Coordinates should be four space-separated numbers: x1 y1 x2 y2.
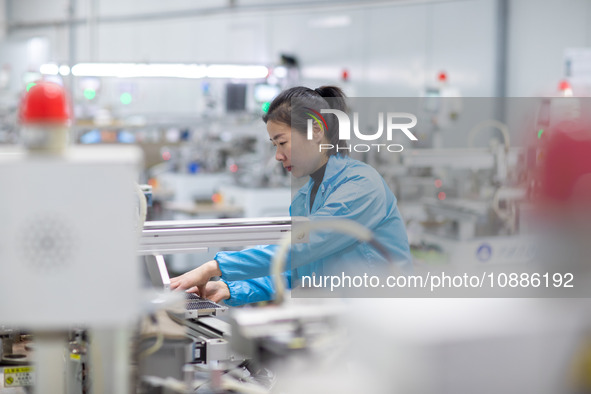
0 81 144 394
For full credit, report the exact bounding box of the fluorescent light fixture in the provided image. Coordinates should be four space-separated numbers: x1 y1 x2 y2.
72 63 205 78
40 63 71 76
69 63 268 79
206 65 268 79
273 66 288 78
59 65 71 76
40 63 59 75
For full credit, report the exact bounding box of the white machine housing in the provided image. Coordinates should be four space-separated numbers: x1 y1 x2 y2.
0 145 143 327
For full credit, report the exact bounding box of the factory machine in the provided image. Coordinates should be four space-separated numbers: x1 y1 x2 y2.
373 97 542 268
0 81 146 394
399 142 533 266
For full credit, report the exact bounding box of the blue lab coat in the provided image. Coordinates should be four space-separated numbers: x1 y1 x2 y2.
216 154 411 306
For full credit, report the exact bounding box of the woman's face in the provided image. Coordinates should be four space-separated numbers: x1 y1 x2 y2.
267 120 328 178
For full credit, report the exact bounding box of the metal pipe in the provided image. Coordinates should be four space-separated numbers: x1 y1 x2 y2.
0 0 7 40
88 0 98 61
495 0 509 127
67 0 76 100
495 0 508 99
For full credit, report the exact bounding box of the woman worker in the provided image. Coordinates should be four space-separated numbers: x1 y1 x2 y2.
171 86 411 305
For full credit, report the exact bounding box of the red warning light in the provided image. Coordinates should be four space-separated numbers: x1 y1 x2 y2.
229 164 239 173
438 192 446 201
20 81 71 125
558 80 571 91
558 80 573 96
434 179 443 188
437 71 447 83
162 151 171 161
341 69 349 82
211 193 223 204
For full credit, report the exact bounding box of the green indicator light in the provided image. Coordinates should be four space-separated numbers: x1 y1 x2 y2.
26 82 36 92
261 101 270 113
120 92 132 105
538 129 544 139
84 88 96 100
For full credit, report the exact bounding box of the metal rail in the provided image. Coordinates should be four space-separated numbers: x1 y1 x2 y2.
139 217 299 255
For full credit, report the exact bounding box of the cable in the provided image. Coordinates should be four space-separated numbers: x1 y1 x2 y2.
468 119 511 152
138 314 164 359
271 218 377 305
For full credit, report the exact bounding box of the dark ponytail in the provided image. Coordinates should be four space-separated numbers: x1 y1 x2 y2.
262 85 349 156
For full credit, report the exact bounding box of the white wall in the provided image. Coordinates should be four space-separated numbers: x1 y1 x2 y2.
7 0 591 99
507 0 591 96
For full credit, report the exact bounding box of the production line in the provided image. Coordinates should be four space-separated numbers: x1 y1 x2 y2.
2 0 591 390
2 79 591 394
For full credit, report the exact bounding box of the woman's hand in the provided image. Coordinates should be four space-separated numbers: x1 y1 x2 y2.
200 281 230 303
169 260 222 297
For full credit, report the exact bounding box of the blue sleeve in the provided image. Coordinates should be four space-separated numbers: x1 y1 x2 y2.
215 245 278 281
221 271 292 307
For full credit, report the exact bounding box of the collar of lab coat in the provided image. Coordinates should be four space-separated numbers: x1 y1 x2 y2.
294 154 349 200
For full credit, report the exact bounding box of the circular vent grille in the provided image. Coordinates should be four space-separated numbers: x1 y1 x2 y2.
19 214 76 273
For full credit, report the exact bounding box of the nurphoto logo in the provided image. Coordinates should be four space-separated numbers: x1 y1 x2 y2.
306 108 418 153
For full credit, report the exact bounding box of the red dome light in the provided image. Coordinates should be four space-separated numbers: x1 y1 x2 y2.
20 81 71 125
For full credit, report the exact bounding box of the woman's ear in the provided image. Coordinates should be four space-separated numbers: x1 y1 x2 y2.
311 121 324 143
